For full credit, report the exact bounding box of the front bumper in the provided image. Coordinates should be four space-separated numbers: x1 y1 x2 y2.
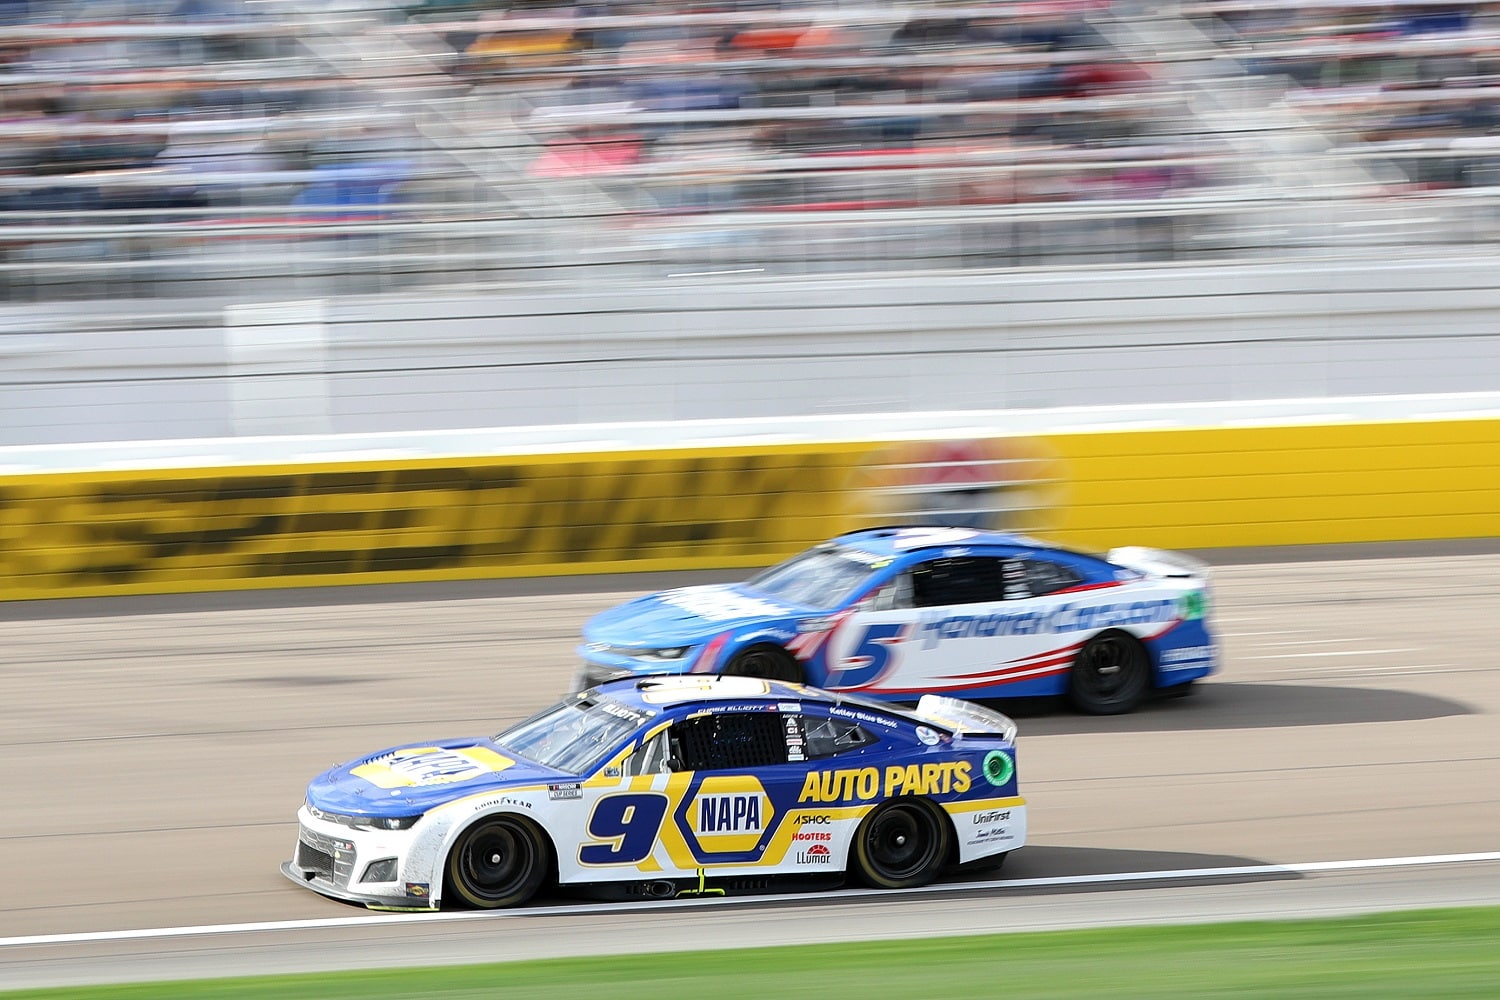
280 859 437 911
282 810 439 911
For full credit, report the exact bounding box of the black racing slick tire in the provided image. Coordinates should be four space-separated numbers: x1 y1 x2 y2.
851 799 951 890
1068 629 1151 715
721 644 805 684
446 815 550 909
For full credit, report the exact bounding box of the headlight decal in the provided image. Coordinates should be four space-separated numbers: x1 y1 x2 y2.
307 803 423 831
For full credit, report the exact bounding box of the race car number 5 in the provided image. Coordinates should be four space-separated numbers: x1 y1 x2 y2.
831 623 903 688
579 793 669 865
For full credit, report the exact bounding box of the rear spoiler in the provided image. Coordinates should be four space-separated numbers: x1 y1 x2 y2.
1107 546 1210 580
914 695 1018 743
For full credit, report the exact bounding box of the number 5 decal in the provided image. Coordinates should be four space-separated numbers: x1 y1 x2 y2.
829 623 905 689
579 793 669 866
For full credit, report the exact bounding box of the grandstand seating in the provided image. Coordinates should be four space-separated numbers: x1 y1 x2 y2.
1 0 1496 300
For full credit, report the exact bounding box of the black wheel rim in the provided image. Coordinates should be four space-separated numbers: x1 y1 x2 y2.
1075 636 1142 705
864 805 938 881
458 822 534 902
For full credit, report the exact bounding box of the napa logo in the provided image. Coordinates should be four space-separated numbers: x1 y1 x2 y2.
682 776 774 856
697 794 762 834
351 745 514 789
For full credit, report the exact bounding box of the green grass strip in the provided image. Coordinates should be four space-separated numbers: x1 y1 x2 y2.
10 905 1500 999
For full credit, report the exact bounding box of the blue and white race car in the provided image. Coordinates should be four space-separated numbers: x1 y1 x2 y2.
283 675 1024 910
579 526 1217 714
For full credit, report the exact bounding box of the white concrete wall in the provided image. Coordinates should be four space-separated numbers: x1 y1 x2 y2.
4 255 1499 446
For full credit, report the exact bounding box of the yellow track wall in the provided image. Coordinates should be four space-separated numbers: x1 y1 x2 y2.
0 418 1494 600
1046 418 1500 550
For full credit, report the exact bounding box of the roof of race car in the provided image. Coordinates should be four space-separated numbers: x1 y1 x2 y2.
591 674 815 710
830 525 1062 559
589 675 919 726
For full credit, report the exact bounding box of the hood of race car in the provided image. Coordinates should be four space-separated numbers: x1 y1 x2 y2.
306 737 572 816
583 583 807 646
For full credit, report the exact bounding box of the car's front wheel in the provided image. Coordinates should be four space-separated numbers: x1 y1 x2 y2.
721 644 804 683
850 799 951 889
446 815 549 909
1069 629 1150 715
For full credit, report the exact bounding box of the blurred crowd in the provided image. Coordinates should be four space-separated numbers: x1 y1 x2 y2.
0 1 438 217
1189 0 1500 188
416 0 1219 211
1 0 1498 298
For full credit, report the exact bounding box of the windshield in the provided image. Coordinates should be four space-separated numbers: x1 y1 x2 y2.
494 697 647 774
744 545 883 608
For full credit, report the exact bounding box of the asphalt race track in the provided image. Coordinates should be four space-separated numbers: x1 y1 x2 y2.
4 548 1500 989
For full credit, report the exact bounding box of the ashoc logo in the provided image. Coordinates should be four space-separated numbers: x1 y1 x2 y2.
795 814 832 825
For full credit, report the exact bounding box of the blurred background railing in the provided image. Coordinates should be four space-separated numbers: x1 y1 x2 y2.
5 185 1500 301
2 0 1498 302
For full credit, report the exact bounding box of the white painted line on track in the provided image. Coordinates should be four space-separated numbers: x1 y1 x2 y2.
1359 669 1472 678
4 852 1499 950
1236 650 1410 656
1217 630 1310 637
1258 638 1368 646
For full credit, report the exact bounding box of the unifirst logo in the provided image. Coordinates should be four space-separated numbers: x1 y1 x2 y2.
798 761 971 803
915 600 1176 648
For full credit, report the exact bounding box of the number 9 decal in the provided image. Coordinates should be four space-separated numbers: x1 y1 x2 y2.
579 793 670 866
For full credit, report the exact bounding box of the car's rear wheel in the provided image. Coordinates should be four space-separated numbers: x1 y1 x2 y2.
851 799 950 889
722 644 804 683
1069 629 1150 715
446 815 549 909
